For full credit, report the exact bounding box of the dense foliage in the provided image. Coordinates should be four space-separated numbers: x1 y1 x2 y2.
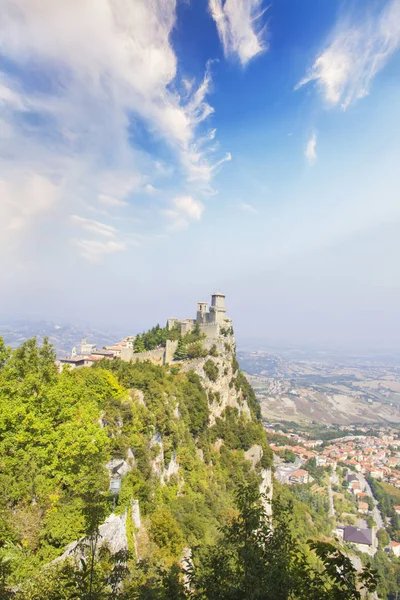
188 483 378 600
0 335 385 598
367 477 400 541
0 336 274 594
133 324 180 352
203 359 219 382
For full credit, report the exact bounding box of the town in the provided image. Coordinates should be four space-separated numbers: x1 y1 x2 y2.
266 421 400 557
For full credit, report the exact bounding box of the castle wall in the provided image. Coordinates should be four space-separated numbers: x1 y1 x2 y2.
120 346 134 361
180 319 195 335
199 322 220 339
164 339 178 364
121 341 178 365
131 348 165 365
120 347 164 365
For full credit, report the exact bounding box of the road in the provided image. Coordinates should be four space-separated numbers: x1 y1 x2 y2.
356 472 384 530
328 482 335 517
355 471 385 554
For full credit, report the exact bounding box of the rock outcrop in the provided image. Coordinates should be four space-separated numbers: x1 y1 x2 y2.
180 335 251 425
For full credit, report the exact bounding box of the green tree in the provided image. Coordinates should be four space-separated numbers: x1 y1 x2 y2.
203 360 218 382
134 336 146 353
187 483 378 600
174 338 188 361
0 338 10 372
150 507 185 560
186 342 207 359
376 528 389 548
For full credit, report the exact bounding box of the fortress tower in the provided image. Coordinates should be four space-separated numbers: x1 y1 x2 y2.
196 301 208 324
209 292 226 325
166 292 230 341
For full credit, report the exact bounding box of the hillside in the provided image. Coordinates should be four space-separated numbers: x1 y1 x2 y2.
0 319 120 356
0 331 274 593
0 333 382 598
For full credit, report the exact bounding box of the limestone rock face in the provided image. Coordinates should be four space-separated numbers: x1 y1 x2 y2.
163 451 179 482
259 468 273 517
54 329 273 565
106 457 133 477
150 432 165 479
180 335 251 425
245 444 263 469
54 513 128 564
99 513 128 553
244 445 273 517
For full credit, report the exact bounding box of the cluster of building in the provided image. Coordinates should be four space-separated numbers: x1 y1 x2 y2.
267 425 400 489
57 336 135 371
57 292 232 370
345 474 371 513
320 435 400 488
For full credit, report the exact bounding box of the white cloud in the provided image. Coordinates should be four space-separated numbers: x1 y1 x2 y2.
209 0 268 65
0 0 230 268
74 239 126 263
238 201 257 213
98 194 128 207
296 0 400 108
70 215 117 238
164 195 204 229
0 173 58 246
305 133 317 166
145 184 157 194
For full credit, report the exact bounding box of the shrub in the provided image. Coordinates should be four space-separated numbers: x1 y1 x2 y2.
203 360 219 382
187 342 207 359
209 344 218 357
231 355 239 373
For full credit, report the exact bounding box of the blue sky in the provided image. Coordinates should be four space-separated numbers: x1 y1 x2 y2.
1 0 400 350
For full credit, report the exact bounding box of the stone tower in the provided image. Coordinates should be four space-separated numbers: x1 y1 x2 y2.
209 292 226 325
196 302 208 324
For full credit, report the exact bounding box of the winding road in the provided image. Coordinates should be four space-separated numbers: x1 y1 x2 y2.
356 472 384 530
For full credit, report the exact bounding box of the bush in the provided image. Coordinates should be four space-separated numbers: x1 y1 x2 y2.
186 342 207 359
203 360 219 382
209 344 218 357
231 355 239 373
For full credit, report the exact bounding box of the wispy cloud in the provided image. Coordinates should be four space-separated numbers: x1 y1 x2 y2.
70 215 118 238
305 133 317 166
164 195 205 229
0 0 230 266
238 201 258 213
145 184 157 194
74 239 126 263
98 194 128 208
209 0 268 65
0 174 58 246
296 0 400 109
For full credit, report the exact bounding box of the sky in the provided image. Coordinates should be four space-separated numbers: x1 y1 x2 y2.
1 0 400 351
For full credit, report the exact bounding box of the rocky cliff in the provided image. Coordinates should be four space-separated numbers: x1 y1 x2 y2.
92 332 274 557
179 335 251 424
49 330 273 563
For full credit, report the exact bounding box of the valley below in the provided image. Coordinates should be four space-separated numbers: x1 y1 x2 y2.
238 347 400 425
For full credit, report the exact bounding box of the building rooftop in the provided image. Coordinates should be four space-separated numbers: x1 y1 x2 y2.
290 469 308 477
343 526 372 546
60 355 86 363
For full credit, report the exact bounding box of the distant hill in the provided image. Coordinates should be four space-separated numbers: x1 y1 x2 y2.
238 349 400 425
0 319 123 357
